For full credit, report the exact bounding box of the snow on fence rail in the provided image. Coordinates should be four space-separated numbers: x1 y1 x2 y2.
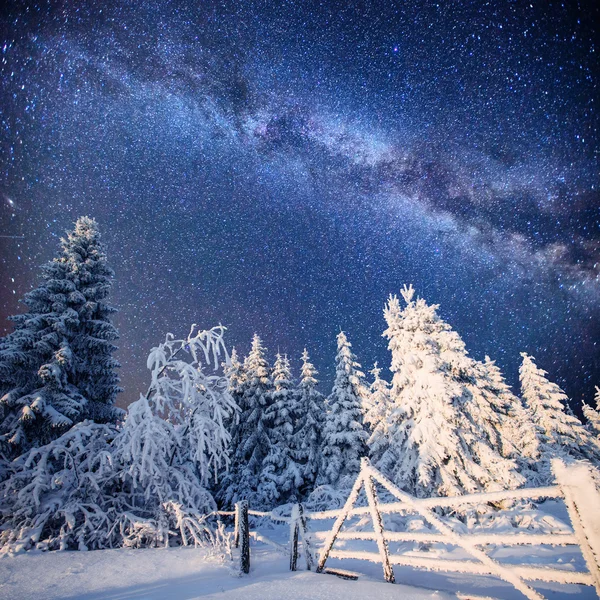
215 458 600 600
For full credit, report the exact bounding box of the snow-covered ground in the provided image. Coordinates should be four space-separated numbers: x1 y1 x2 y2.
1 514 597 600
0 543 456 600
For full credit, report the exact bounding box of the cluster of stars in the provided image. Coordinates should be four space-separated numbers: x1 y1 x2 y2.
0 0 598 408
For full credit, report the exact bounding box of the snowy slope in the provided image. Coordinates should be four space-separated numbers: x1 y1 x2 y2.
1 498 599 600
1 536 597 600
0 544 455 600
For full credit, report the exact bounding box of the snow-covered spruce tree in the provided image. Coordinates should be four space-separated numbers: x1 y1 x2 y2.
319 331 368 488
364 362 391 434
0 217 122 456
224 348 245 400
218 334 273 509
476 355 543 488
0 325 238 552
519 353 600 469
583 386 600 437
258 354 302 506
479 356 540 462
221 347 245 437
372 286 523 498
0 421 118 553
294 349 325 497
430 318 524 477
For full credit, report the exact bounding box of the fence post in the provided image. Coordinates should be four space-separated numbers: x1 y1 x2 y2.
290 504 300 571
363 464 395 584
553 459 600 596
234 502 240 548
298 503 314 571
235 500 250 574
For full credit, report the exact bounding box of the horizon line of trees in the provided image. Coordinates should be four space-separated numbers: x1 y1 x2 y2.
0 217 599 553
217 285 600 509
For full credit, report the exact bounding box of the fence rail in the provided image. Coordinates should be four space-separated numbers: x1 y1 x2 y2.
215 458 600 600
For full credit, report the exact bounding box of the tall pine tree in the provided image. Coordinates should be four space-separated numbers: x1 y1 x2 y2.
372 286 524 498
320 331 368 488
519 353 600 470
259 354 302 506
295 348 325 496
479 356 540 463
0 217 122 455
224 347 245 399
364 362 391 434
217 334 273 508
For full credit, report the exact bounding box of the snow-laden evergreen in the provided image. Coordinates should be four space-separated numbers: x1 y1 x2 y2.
475 356 544 485
224 348 245 399
294 349 325 495
583 386 600 437
0 325 237 553
0 217 122 456
0 421 118 552
519 353 600 468
480 356 540 462
218 334 273 509
320 332 369 488
364 363 391 434
372 286 524 498
259 354 302 506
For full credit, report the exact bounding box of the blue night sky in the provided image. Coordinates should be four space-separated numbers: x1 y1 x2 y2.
1 0 598 409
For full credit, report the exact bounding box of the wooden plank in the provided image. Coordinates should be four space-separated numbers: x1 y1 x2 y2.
233 503 240 548
327 550 593 585
466 533 578 546
512 566 594 585
412 486 563 508
306 487 562 520
365 461 546 600
297 503 314 571
363 466 395 583
323 568 360 580
559 483 600 595
313 531 578 546
249 531 287 554
315 471 365 574
290 505 300 572
247 510 290 523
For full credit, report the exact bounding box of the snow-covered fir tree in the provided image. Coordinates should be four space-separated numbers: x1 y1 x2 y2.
431 319 522 474
320 331 368 488
224 348 245 399
221 347 245 437
363 362 391 433
0 217 122 456
372 286 524 498
218 334 273 509
582 386 600 437
259 354 302 506
0 421 119 552
294 348 325 495
479 356 540 463
0 325 237 552
519 353 600 467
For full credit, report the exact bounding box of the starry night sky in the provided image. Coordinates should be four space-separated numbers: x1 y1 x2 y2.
1 0 598 410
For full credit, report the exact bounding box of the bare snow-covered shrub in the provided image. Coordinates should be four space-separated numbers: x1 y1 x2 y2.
107 324 238 549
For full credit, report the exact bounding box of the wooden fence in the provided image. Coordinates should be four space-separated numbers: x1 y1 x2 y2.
217 458 600 600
